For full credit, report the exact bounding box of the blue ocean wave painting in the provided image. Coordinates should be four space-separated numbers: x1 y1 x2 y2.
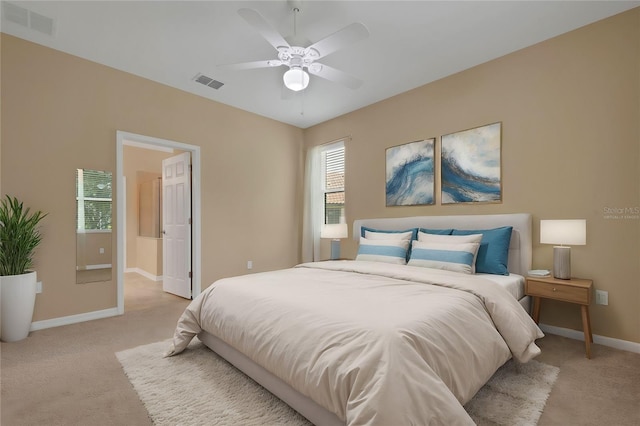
441 123 501 203
386 139 435 206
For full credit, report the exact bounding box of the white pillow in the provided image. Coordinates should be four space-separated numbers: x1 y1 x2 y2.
417 233 482 272
418 232 483 244
364 230 413 241
356 237 410 265
408 241 480 274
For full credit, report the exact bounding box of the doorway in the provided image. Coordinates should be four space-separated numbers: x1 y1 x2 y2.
116 131 201 315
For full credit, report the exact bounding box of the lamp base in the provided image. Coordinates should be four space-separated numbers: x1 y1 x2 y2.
553 246 571 279
330 239 341 260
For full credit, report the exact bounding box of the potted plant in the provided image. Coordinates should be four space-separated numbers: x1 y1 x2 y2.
0 195 47 342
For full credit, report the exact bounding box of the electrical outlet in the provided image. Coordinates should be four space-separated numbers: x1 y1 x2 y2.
595 290 608 306
99 247 105 254
247 260 253 270
36 281 43 294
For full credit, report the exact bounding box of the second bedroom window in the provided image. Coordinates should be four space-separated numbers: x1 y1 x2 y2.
321 142 345 225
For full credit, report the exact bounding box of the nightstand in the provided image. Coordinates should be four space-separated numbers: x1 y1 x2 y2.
525 276 594 358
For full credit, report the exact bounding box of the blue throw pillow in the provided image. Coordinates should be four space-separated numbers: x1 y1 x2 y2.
452 226 513 275
419 228 453 235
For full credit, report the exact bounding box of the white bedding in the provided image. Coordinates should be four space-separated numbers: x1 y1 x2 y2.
167 261 543 425
478 273 526 301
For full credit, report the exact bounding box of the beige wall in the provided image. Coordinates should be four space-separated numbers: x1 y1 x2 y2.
136 237 163 278
123 146 175 270
304 9 640 344
137 174 161 239
1 34 304 321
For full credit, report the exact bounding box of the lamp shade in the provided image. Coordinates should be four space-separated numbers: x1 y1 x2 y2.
283 67 309 91
321 223 348 239
540 219 586 246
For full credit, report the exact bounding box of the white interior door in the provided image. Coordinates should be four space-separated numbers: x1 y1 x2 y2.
162 152 192 299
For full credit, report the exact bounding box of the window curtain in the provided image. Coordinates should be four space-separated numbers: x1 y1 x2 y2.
302 145 322 262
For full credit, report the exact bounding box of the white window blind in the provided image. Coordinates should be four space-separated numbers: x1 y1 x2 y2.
321 142 345 225
76 169 112 231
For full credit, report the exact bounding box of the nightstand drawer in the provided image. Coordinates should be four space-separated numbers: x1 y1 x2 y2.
526 280 590 304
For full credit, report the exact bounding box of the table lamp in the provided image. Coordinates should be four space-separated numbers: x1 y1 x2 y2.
540 219 586 279
321 223 348 260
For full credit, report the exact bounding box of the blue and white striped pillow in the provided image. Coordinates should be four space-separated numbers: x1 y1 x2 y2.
417 233 483 273
408 241 480 274
356 237 410 265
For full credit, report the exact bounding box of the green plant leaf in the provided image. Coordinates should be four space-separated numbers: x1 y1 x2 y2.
0 195 48 276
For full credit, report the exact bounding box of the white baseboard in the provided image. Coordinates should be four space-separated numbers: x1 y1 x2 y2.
540 323 640 354
124 268 163 282
30 307 120 332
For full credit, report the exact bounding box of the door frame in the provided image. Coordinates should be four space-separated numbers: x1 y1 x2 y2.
116 131 202 314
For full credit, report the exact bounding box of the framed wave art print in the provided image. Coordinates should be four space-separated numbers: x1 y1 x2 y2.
385 138 435 206
441 122 502 204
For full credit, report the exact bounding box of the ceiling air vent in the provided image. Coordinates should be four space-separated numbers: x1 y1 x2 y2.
29 11 55 36
3 2 28 26
193 74 224 90
2 2 56 36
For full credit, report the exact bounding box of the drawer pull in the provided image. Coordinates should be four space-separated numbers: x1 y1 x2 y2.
553 287 557 292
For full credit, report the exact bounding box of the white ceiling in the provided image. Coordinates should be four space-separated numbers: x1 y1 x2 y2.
2 1 638 129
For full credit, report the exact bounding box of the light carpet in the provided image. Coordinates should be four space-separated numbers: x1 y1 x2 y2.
116 338 559 426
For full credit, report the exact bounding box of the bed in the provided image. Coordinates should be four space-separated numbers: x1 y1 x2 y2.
166 213 543 425
351 213 533 313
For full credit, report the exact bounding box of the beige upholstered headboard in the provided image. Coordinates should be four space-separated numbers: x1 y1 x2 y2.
352 213 532 275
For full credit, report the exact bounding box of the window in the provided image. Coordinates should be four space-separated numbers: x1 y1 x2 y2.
76 169 112 231
321 142 345 225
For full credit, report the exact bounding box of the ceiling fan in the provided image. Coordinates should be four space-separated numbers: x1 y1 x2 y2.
220 4 369 92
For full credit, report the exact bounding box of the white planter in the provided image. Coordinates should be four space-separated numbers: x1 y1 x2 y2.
0 271 37 342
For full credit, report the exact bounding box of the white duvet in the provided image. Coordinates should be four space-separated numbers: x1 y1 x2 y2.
167 261 544 425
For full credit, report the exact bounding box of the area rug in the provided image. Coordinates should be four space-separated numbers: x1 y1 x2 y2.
116 338 559 426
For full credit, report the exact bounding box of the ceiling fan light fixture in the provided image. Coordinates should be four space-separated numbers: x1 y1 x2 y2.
283 67 309 91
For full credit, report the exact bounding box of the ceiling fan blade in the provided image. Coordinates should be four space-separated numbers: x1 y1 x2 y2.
238 8 291 51
218 60 282 71
307 22 369 59
308 63 363 90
